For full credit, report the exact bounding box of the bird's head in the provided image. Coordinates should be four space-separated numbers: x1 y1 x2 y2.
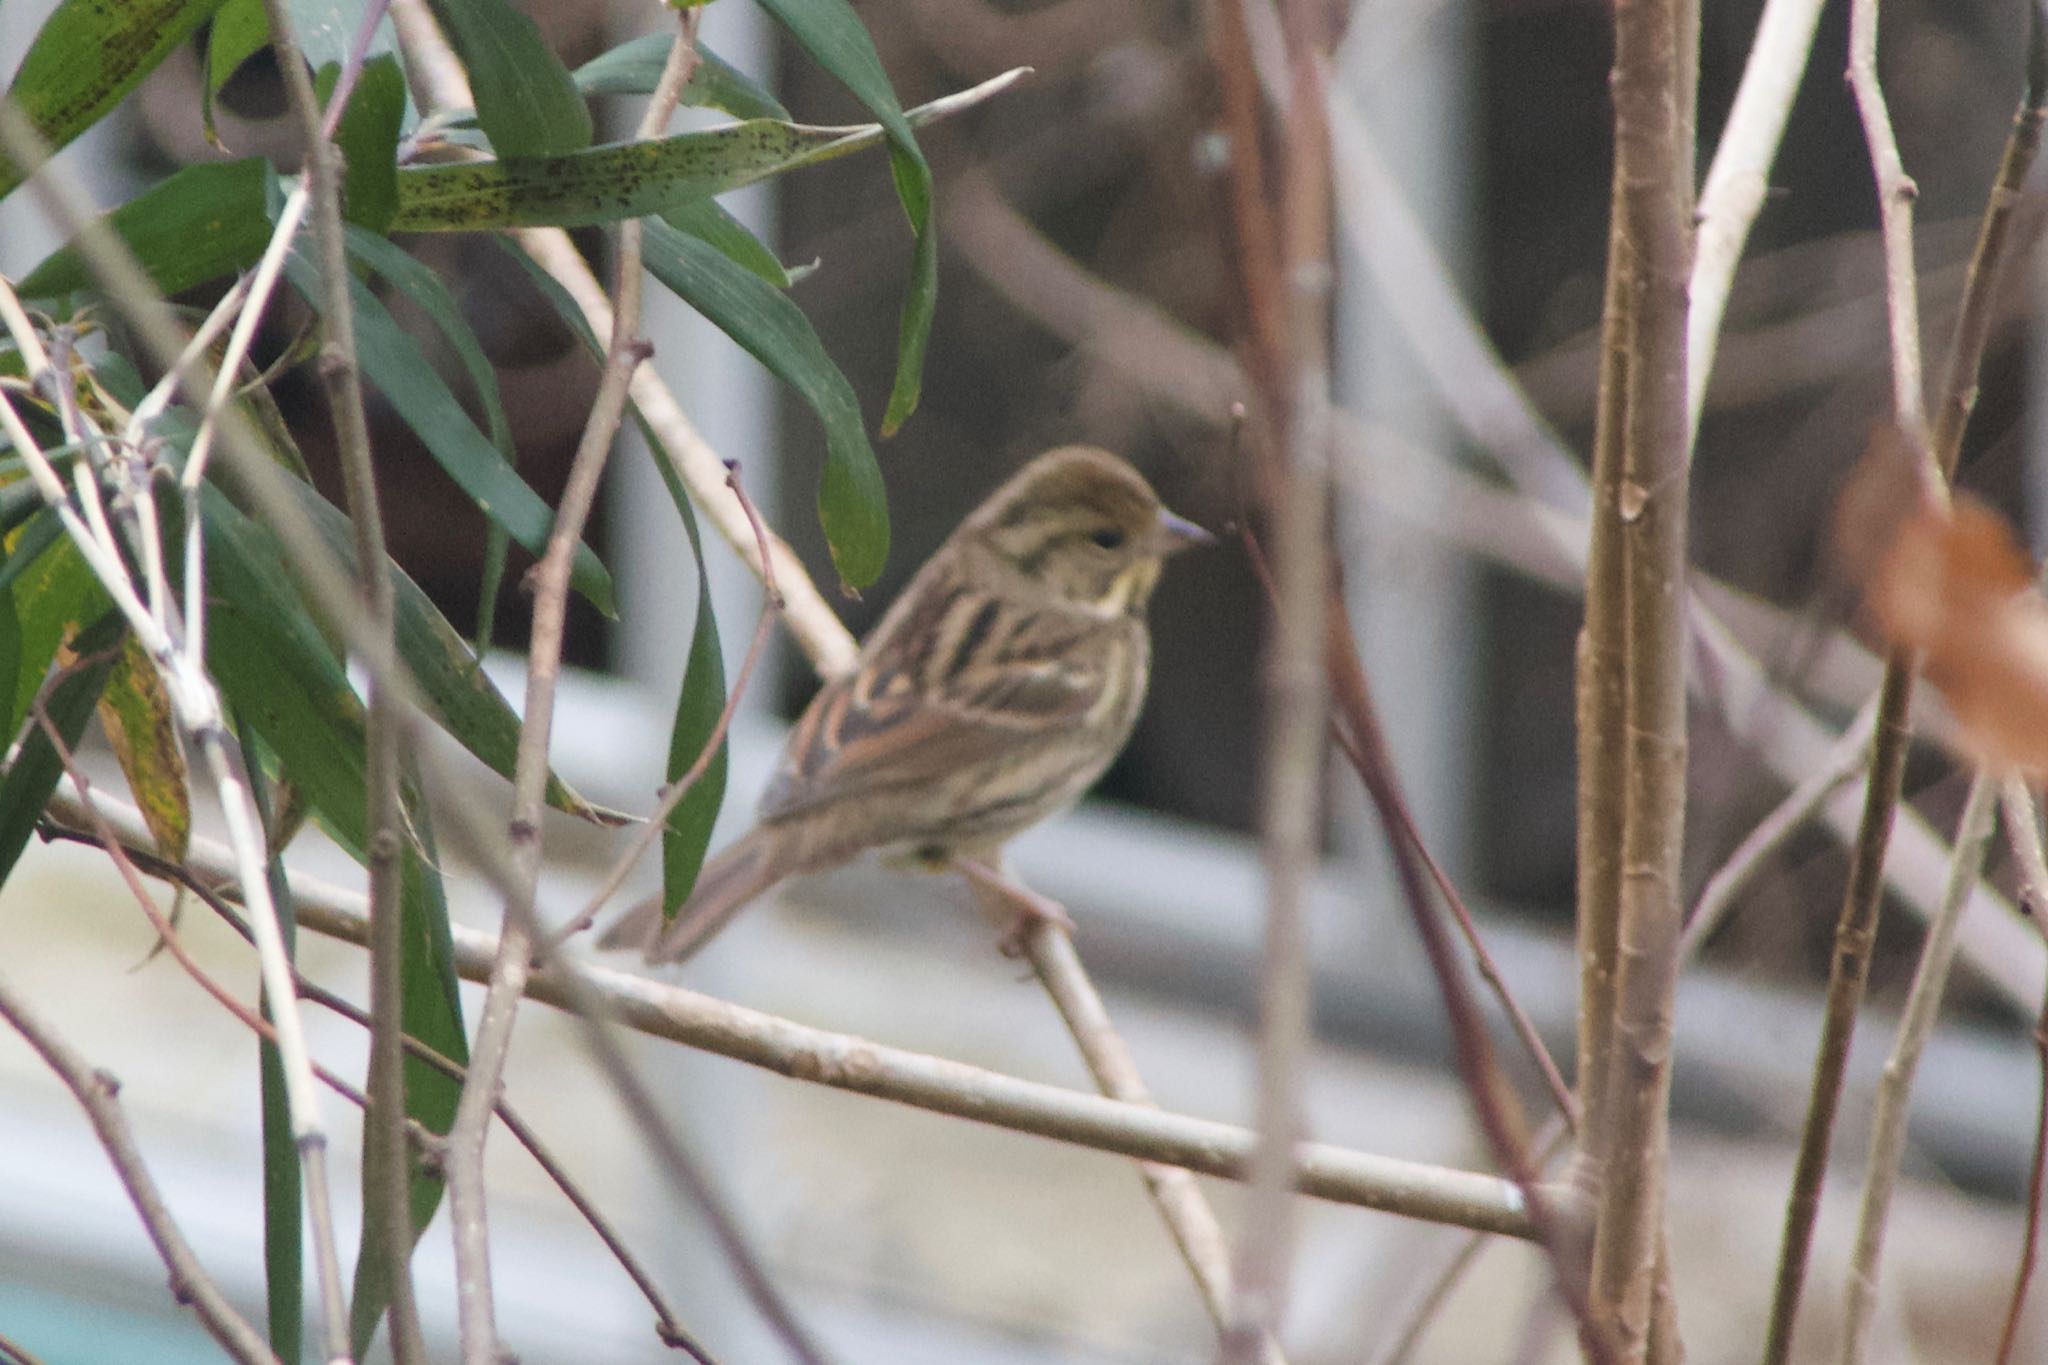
968 446 1212 615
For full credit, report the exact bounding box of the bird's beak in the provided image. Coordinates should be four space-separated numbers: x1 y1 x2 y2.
1155 508 1216 554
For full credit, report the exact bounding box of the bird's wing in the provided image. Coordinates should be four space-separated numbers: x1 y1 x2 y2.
759 591 1120 823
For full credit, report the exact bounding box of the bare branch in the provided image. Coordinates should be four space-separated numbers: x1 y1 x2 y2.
960 865 1284 1364
442 19 704 1363
1683 696 1878 959
0 972 277 1365
1687 0 1830 440
557 465 782 944
42 795 1537 1238
1761 9 2045 1355
257 0 415 1350
0 180 352 1360
1837 769 1999 1365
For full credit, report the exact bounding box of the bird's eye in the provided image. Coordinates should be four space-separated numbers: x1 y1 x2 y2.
1088 527 1126 551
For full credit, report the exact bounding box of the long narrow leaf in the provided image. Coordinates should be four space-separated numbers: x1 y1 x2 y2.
664 556 727 914
16 158 272 300
203 490 371 847
642 217 887 587
0 613 123 888
5 535 111 745
96 635 191 862
0 0 228 199
750 0 935 432
281 250 618 615
492 236 729 897
277 469 616 823
664 197 792 289
331 54 407 231
388 71 1019 234
425 0 591 157
199 492 465 1354
342 227 519 639
342 229 511 450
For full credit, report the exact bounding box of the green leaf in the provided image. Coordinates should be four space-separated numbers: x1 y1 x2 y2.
642 217 887 587
388 76 999 233
202 488 371 849
391 119 850 232
750 0 934 432
572 34 789 120
0 0 229 200
5 533 110 747
16 158 272 300
342 229 510 451
281 248 618 615
273 463 616 824
96 635 191 861
241 728 302 1365
492 235 731 887
663 197 790 289
663 535 726 913
341 225 518 638
0 612 123 889
332 54 407 231
200 498 469 1344
425 0 591 158
0 504 63 589
202 0 270 149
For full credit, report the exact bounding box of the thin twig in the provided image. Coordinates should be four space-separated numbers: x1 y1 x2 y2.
1686 0 1830 442
35 746 720 1364
1240 529 1578 1130
0 972 277 1365
1998 775 2048 1365
41 796 1538 1238
0 1331 51 1365
1682 696 1879 959
1761 8 2045 1355
0 241 352 1363
375 0 858 681
4 63 799 1362
1216 0 1337 1353
958 865 1285 1365
556 465 782 944
258 2 415 1352
443 20 703 1364
1836 769 1998 1365
1846 0 1929 450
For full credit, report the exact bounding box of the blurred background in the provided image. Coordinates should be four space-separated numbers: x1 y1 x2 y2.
6 0 2048 1359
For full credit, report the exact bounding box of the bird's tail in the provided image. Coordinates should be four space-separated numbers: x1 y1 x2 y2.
596 829 783 964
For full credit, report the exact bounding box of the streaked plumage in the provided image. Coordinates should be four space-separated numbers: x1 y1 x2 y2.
601 445 1209 964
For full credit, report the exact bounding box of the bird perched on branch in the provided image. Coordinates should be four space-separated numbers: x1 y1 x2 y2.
602 445 1212 964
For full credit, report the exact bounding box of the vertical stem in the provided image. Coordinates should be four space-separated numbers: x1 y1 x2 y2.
1760 10 2041 1360
1760 663 1914 1365
1587 0 1694 1360
1219 0 1334 1354
439 24 702 1364
1837 769 1998 1365
258 3 411 1354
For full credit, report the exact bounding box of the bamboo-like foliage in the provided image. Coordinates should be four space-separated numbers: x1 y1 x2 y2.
6 0 2048 1362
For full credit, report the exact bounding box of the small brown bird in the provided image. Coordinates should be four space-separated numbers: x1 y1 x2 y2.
602 445 1211 963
